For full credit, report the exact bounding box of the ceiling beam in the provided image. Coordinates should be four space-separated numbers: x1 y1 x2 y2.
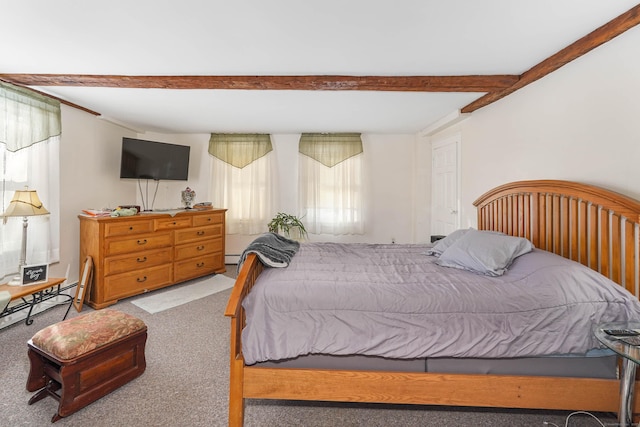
0 79 100 116
461 3 640 113
0 74 519 93
2 4 638 119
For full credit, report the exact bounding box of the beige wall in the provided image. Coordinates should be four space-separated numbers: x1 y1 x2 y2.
56 111 417 281
54 25 640 282
430 26 640 230
225 133 418 258
56 109 137 282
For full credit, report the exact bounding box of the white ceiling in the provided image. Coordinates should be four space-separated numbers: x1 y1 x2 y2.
2 0 638 134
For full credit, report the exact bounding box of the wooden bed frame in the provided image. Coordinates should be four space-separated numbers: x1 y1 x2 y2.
225 179 640 426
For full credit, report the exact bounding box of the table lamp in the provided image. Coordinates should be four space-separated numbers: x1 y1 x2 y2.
2 189 49 285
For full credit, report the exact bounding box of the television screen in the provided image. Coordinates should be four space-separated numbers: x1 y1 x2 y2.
120 138 190 181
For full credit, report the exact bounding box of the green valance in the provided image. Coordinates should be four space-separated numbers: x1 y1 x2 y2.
299 133 363 167
208 133 273 168
0 81 61 152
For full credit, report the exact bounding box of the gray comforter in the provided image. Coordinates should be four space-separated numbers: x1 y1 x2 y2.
241 243 640 365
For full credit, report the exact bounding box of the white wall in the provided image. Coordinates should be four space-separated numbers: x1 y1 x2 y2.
56 109 137 282
430 26 640 230
56 110 419 280
225 133 418 256
56 121 226 281
57 24 640 281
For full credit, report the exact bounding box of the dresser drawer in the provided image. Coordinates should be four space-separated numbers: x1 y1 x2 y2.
193 212 224 227
80 209 226 309
104 248 173 276
174 254 223 282
103 264 173 301
174 239 223 261
154 216 192 231
105 232 172 256
174 224 223 244
104 219 153 237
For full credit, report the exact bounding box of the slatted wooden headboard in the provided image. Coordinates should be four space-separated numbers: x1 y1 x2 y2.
474 180 640 298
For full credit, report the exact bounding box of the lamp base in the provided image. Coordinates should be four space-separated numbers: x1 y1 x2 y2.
7 275 22 286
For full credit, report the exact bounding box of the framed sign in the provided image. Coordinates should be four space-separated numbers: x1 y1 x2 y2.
74 256 93 312
20 264 49 285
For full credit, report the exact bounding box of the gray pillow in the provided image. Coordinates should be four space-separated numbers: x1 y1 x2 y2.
435 229 534 276
425 228 472 256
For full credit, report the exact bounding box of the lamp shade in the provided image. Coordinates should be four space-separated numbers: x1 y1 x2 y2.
2 189 50 217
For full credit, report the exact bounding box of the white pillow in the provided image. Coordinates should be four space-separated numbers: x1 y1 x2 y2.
435 229 534 276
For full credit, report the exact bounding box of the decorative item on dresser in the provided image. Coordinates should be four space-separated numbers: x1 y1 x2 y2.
79 209 226 309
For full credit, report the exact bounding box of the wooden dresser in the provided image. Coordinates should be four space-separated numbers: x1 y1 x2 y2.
79 209 226 309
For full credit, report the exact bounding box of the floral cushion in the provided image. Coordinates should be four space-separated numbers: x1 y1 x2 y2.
31 309 146 360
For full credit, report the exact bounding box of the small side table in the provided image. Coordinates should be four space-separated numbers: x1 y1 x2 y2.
0 278 72 325
595 323 640 427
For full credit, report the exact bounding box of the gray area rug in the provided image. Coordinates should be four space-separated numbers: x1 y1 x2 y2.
0 270 618 426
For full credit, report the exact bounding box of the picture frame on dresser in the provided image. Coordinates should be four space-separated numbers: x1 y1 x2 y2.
73 256 92 312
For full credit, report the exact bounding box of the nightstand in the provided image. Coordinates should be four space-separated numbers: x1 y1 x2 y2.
595 323 640 427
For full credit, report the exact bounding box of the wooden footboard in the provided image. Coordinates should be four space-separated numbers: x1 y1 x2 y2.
225 180 640 426
242 368 627 412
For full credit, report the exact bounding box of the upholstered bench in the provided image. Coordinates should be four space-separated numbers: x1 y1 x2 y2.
26 308 147 423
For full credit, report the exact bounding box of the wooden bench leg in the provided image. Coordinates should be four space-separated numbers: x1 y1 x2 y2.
26 348 46 392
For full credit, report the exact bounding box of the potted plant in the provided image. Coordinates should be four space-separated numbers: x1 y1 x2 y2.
268 212 308 240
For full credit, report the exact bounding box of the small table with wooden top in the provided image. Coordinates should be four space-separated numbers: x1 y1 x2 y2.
0 278 73 326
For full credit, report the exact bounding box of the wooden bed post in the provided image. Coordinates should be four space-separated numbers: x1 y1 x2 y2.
225 254 263 427
228 315 245 427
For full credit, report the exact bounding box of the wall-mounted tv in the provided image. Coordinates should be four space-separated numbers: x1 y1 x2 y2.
120 137 190 181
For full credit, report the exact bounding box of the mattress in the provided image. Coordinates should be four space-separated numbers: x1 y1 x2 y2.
255 351 618 379
242 243 640 365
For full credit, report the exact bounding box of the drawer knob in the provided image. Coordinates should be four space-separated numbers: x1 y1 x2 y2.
137 276 148 283
196 262 205 268
137 239 147 245
197 231 205 236
137 256 147 262
197 245 204 251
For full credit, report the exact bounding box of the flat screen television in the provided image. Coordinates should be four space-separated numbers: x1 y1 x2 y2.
120 137 190 181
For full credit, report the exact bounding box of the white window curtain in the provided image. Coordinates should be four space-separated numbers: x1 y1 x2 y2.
208 134 275 235
0 82 61 280
298 133 364 235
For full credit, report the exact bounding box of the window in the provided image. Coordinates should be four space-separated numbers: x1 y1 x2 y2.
208 134 275 235
0 82 60 279
298 133 364 235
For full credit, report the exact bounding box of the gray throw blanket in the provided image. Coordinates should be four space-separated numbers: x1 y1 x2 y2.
237 232 300 272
